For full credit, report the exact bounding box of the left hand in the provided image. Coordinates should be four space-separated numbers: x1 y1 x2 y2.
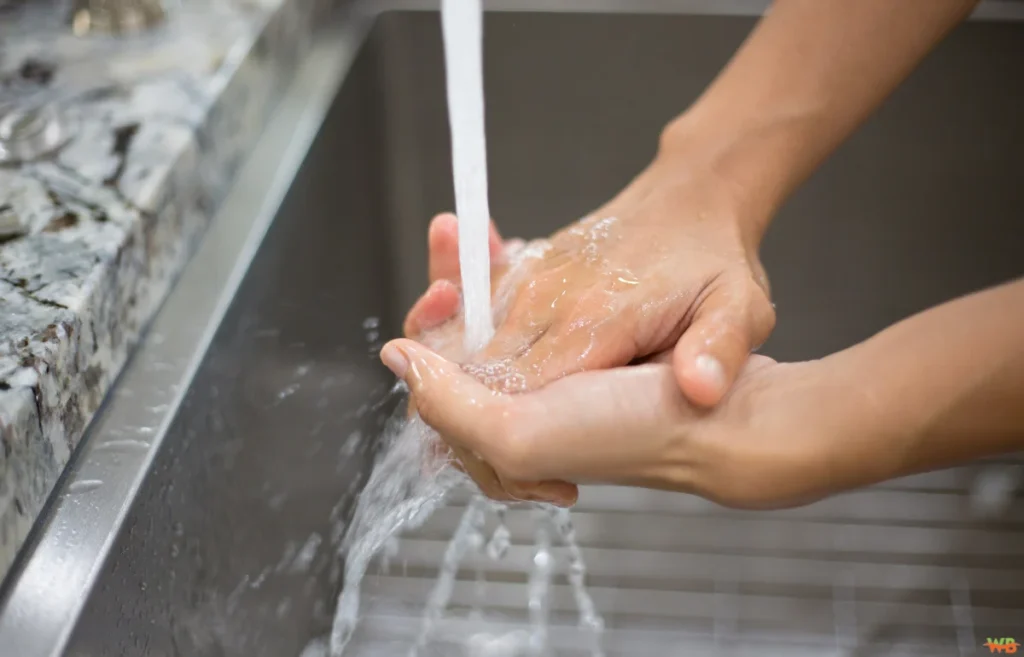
380 337 894 510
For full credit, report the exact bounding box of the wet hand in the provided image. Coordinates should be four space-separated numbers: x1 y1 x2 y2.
410 152 776 408
400 216 577 505
381 338 885 510
399 151 777 503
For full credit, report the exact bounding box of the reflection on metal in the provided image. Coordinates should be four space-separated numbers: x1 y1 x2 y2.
0 103 70 165
0 21 366 657
69 0 168 36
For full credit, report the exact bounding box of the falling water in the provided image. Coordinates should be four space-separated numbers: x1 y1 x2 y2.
328 417 463 655
527 521 553 655
409 498 488 656
322 0 604 654
443 0 494 353
549 508 605 657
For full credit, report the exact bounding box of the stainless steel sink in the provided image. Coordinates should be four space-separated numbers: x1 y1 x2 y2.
2 3 1024 656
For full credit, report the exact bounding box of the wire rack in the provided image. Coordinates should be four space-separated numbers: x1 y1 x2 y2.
344 461 1024 656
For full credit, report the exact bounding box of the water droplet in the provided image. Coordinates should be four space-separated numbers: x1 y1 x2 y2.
96 439 150 452
68 479 103 494
486 524 510 561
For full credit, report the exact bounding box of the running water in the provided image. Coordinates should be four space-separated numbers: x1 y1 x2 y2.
323 0 605 654
410 497 487 655
328 416 463 654
443 0 493 353
549 508 605 657
527 520 553 654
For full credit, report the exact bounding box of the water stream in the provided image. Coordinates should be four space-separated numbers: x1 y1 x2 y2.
321 2 604 655
443 0 493 354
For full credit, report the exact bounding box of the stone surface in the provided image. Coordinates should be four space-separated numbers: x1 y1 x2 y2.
0 0 328 578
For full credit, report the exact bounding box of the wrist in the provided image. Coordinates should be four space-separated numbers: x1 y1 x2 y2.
836 280 1024 476
656 104 828 242
815 349 921 488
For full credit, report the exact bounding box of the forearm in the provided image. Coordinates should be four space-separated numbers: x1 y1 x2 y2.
837 279 1024 483
659 0 979 236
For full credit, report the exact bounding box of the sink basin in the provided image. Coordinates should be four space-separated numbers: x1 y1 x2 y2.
2 4 1024 657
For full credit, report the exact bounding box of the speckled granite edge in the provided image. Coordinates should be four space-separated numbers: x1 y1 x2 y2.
0 0 333 578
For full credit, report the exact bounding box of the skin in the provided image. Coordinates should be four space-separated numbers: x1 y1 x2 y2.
386 0 1020 507
387 279 1024 509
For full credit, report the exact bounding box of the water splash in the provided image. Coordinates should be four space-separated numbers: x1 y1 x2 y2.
527 519 553 655
549 508 605 656
409 496 488 656
323 0 606 652
328 416 464 656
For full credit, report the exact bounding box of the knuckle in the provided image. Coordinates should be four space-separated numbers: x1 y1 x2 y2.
500 480 533 501
745 284 777 343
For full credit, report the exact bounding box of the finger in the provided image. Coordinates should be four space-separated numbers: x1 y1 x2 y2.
428 213 461 282
420 391 511 502
508 364 696 486
672 282 776 407
403 279 461 338
428 213 506 283
381 338 511 460
452 445 516 502
481 310 637 390
380 339 576 506
501 477 579 507
635 349 673 366
489 221 505 261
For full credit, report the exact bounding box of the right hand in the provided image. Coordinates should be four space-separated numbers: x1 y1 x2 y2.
413 148 776 408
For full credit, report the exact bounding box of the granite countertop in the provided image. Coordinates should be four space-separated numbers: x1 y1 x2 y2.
0 0 328 578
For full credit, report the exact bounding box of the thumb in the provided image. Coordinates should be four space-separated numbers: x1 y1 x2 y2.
380 339 499 458
673 283 775 407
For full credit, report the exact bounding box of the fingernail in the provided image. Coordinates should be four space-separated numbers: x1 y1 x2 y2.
532 484 575 508
695 354 725 391
527 493 569 507
380 343 409 378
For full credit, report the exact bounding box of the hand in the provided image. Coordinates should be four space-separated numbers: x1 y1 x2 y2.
412 151 776 408
401 214 578 506
399 147 778 503
401 214 513 350
380 337 892 510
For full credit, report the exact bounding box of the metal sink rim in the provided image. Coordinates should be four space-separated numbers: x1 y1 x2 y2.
0 17 371 657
